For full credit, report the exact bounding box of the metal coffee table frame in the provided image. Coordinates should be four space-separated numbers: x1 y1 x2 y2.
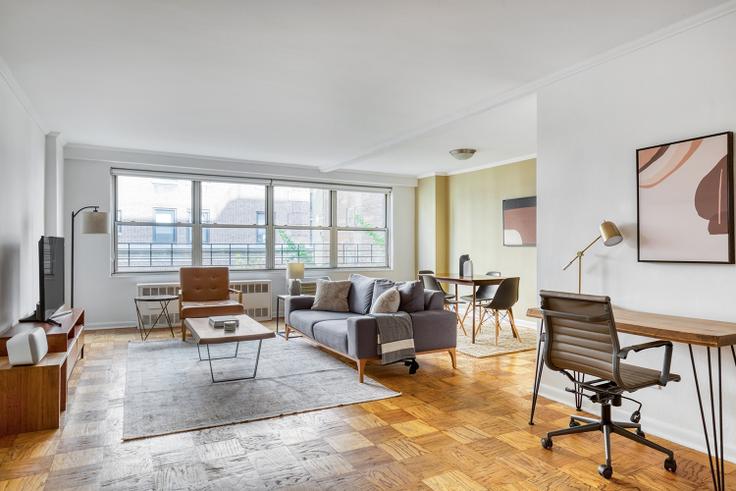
197 339 263 383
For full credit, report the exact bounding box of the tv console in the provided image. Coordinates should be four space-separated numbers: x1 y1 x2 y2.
0 307 85 436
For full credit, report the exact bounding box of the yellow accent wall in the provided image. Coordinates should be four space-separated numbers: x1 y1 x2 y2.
448 159 537 320
416 159 537 320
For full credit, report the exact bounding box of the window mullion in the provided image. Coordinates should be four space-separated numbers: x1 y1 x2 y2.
330 190 337 268
266 184 275 269
192 180 202 266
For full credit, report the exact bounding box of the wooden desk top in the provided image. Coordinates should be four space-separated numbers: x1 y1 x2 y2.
433 273 510 285
527 306 736 347
184 315 275 345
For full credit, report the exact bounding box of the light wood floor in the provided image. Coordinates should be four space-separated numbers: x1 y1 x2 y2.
0 322 729 490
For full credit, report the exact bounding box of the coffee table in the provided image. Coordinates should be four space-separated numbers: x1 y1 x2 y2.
184 315 275 383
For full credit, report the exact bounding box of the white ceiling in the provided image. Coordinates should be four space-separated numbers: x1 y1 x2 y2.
0 0 728 177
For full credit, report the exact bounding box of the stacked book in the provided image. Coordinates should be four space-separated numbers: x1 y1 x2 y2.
209 316 240 329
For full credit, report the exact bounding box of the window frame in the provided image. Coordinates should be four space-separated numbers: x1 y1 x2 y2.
111 169 391 274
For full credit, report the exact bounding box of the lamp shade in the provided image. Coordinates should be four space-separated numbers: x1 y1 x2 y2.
286 262 305 280
81 211 109 234
599 220 623 247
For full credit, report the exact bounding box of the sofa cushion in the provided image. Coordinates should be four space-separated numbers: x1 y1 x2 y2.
370 287 400 314
288 310 354 338
180 299 244 319
312 280 351 312
397 281 425 313
312 320 349 354
371 279 395 305
348 274 375 314
409 310 457 351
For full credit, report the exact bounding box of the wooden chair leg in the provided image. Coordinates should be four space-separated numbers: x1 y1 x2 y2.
508 308 521 340
454 305 468 336
475 309 488 336
284 324 290 340
494 310 501 345
357 359 368 383
461 302 472 324
448 348 457 369
181 318 187 341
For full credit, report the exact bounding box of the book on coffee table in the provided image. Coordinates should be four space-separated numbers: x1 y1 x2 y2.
209 316 240 329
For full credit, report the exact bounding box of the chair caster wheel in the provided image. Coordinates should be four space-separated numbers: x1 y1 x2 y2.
569 418 580 428
541 437 553 449
664 458 677 473
598 464 613 479
636 429 646 438
630 411 641 424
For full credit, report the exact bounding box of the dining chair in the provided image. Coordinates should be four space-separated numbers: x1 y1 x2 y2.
460 271 501 325
419 273 468 335
479 277 520 344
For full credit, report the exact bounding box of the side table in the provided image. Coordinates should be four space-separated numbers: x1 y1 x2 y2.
276 294 302 339
134 294 178 341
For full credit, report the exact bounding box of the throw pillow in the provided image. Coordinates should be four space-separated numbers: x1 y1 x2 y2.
370 287 400 313
311 280 351 312
348 274 376 314
396 280 425 313
371 278 396 306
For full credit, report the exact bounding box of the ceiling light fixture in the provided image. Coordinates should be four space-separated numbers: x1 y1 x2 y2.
450 148 476 160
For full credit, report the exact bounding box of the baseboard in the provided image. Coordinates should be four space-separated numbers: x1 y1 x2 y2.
538 384 735 463
85 321 137 330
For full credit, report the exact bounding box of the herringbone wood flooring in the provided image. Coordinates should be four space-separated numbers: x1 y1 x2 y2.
0 323 730 490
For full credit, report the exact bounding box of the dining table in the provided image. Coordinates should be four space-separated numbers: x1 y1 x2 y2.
433 273 512 344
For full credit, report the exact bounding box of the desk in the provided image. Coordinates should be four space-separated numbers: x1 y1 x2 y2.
434 274 509 343
527 306 736 491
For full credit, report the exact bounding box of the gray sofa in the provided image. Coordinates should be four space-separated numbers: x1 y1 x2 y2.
284 277 457 382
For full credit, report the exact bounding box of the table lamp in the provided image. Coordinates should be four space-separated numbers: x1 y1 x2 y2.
563 220 622 294
71 206 109 307
286 262 305 296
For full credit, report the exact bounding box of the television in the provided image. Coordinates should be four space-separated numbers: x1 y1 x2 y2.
21 236 66 323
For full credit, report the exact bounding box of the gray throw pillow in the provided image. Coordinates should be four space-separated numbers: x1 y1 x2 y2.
371 279 395 306
348 274 376 314
311 280 351 312
370 287 400 313
396 280 425 313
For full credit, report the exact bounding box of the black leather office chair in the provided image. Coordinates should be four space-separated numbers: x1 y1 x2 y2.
538 290 680 479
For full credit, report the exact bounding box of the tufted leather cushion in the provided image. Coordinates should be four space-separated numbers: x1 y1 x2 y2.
180 299 244 319
180 267 230 302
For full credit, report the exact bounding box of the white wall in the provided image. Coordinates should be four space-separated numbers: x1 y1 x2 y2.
64 148 416 328
537 12 736 459
0 70 46 332
44 132 64 236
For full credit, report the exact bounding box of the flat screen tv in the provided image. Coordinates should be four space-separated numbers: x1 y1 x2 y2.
21 236 66 323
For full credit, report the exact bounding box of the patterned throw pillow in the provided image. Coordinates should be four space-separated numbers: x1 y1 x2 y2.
370 287 400 314
311 279 351 312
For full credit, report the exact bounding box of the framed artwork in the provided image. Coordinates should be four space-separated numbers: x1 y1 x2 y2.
637 131 734 263
503 196 536 246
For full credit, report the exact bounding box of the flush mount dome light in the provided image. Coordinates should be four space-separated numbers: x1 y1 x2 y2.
450 148 476 160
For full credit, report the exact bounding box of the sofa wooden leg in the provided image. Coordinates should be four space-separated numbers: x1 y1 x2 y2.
357 359 368 383
182 321 187 341
448 348 457 369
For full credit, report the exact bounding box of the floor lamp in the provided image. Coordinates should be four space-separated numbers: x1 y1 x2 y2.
563 220 623 294
71 206 109 307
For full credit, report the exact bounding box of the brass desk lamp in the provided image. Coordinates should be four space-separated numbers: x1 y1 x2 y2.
563 221 623 293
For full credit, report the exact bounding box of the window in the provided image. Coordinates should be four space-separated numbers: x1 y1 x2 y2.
336 191 388 267
112 171 391 273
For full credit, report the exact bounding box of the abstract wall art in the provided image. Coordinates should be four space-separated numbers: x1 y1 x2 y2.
637 131 734 263
503 196 536 246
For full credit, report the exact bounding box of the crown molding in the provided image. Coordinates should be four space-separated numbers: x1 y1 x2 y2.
416 171 448 180
64 143 418 187
0 55 47 134
320 0 736 173
446 154 537 176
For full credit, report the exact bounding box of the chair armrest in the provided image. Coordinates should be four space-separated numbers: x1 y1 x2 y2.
618 340 673 385
228 287 243 304
284 295 315 324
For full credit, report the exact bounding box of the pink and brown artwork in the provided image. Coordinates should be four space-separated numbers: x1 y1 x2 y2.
637 131 734 263
503 196 536 246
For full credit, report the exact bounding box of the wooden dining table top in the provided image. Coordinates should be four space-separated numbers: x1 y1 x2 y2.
432 273 511 285
527 306 736 348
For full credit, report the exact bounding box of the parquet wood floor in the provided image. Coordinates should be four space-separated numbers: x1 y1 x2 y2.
0 323 730 490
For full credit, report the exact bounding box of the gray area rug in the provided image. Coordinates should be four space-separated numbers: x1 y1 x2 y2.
123 338 399 440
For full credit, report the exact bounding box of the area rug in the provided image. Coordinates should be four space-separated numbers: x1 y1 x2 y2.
456 317 538 358
123 338 399 440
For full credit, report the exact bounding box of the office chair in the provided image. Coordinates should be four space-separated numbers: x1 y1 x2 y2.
538 290 680 480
